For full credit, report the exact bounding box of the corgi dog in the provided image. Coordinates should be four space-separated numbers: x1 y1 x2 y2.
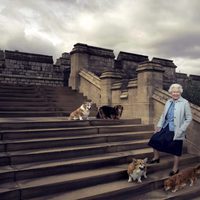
127 158 148 183
164 164 200 193
68 102 92 120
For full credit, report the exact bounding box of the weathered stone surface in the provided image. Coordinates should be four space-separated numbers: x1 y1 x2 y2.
117 51 148 62
0 50 4 60
151 57 176 68
190 74 200 81
71 43 115 58
5 50 53 63
0 50 65 86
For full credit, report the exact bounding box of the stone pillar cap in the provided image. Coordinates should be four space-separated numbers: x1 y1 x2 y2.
100 71 122 79
136 61 164 73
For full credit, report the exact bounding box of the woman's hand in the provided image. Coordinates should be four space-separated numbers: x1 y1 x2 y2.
155 127 161 133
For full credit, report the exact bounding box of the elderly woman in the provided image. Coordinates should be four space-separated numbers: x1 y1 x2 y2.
148 83 192 176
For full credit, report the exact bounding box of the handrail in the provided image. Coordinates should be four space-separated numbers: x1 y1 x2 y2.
79 69 100 89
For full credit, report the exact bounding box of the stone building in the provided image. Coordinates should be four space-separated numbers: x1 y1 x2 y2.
0 43 199 155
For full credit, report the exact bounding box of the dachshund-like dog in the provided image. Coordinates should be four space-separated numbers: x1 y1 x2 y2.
96 105 123 119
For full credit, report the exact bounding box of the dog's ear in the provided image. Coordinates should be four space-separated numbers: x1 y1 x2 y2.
144 157 148 163
132 158 137 163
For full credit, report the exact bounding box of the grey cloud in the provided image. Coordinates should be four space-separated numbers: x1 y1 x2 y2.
152 32 200 59
5 30 56 58
0 0 200 75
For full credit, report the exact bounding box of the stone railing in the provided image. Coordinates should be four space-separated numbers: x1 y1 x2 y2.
79 69 101 106
152 88 200 155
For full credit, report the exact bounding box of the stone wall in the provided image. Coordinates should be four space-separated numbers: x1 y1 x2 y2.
55 52 70 86
0 50 65 86
152 57 177 90
175 72 188 86
175 73 200 87
71 43 115 75
115 51 149 79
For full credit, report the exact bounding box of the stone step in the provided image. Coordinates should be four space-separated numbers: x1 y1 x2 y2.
0 101 87 107
0 105 94 112
0 96 53 102
0 84 35 90
0 154 198 200
0 92 41 98
0 148 153 183
0 147 189 183
0 87 75 94
0 152 10 166
0 101 55 107
1 131 153 151
132 181 200 200
0 124 154 140
0 94 86 101
0 106 58 111
0 140 4 150
0 89 38 94
0 111 68 117
30 158 200 200
5 139 150 165
0 118 141 130
0 84 70 92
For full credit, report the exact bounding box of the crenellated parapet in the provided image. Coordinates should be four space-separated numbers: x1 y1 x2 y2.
115 51 149 79
152 57 177 89
5 50 53 63
0 50 64 86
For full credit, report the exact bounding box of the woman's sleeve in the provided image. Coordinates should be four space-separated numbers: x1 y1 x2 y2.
157 102 167 127
180 101 192 132
157 112 164 128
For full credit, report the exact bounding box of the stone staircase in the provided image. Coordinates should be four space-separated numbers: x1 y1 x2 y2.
0 84 200 200
0 84 96 117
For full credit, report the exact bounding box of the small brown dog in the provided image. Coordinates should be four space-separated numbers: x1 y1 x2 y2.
68 102 92 120
164 164 200 192
127 158 148 183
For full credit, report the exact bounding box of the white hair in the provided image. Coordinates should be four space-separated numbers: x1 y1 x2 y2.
168 83 183 94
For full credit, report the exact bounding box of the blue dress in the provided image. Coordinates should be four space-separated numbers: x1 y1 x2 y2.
148 102 183 156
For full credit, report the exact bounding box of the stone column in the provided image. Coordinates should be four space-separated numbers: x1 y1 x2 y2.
136 61 164 124
100 71 122 106
69 43 89 90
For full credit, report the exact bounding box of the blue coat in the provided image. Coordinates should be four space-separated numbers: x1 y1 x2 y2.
157 96 192 140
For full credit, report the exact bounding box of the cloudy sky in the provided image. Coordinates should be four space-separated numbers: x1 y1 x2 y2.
0 0 200 75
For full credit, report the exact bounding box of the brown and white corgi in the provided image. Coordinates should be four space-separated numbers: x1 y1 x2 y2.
127 158 148 183
68 102 92 120
164 164 200 193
